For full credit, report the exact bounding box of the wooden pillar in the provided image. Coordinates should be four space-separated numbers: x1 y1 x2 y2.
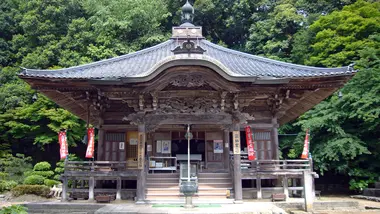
97 118 104 161
303 171 314 211
292 178 297 197
224 130 230 170
116 177 122 200
136 124 146 203
233 124 243 203
283 175 289 199
256 176 262 199
89 176 95 201
61 176 68 201
97 129 105 161
271 116 279 160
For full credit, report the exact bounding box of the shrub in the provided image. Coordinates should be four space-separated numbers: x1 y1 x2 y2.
0 154 32 184
0 181 17 193
0 205 27 214
0 172 8 180
23 175 45 185
11 185 50 197
33 162 51 171
44 179 59 187
54 154 81 180
31 171 55 178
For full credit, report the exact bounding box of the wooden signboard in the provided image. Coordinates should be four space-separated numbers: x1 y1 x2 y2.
137 132 145 169
232 131 241 155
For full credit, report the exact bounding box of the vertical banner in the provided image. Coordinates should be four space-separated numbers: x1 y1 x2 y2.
85 128 95 158
137 132 145 169
58 131 68 160
301 129 309 159
245 126 256 160
232 131 241 155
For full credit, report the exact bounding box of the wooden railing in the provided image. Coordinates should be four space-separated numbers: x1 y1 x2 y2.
64 161 129 172
240 159 312 173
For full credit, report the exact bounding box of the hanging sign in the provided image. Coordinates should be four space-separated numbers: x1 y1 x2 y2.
245 126 256 160
59 131 68 160
213 140 223 153
161 140 171 154
232 131 241 155
129 138 138 145
137 132 145 169
119 142 125 150
85 128 95 158
301 129 310 159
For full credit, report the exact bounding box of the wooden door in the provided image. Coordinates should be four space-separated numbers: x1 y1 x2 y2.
205 132 224 169
253 130 272 160
104 132 126 161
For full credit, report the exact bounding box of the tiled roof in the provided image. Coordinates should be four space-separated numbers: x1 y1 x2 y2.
19 39 356 80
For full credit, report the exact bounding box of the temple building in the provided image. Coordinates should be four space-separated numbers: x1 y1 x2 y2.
19 1 356 206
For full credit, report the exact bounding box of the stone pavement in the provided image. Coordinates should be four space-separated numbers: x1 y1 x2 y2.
23 198 371 214
24 201 286 214
94 202 286 214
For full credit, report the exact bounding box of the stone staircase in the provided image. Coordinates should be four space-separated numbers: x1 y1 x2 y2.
363 181 380 197
145 172 233 201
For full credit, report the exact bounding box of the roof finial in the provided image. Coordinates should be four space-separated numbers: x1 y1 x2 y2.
181 0 194 24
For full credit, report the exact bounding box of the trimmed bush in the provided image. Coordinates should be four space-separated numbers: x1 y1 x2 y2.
0 205 27 214
0 181 17 193
44 179 59 187
11 185 50 197
31 171 55 178
23 175 45 185
33 162 51 171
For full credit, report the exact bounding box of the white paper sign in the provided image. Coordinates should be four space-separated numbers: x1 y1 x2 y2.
130 138 138 145
214 140 223 153
161 140 171 154
119 142 125 150
147 145 152 152
156 141 162 153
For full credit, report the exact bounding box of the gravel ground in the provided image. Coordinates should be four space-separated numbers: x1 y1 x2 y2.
0 191 57 208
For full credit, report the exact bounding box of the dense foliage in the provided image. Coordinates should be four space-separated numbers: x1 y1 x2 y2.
0 205 27 214
0 0 379 190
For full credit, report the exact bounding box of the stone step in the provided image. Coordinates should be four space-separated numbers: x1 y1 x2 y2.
144 198 235 203
198 183 233 188
145 177 178 183
146 188 229 195
146 182 232 188
198 177 232 183
198 172 231 178
146 183 178 188
363 188 380 197
146 173 179 179
146 192 229 198
375 182 380 189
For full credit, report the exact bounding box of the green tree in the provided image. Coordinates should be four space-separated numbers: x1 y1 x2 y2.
305 0 380 67
289 1 380 190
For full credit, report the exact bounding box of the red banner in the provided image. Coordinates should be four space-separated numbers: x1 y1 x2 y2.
58 131 68 160
245 126 256 160
85 128 95 158
301 129 309 159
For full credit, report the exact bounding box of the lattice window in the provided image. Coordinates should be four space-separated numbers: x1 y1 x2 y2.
126 131 138 161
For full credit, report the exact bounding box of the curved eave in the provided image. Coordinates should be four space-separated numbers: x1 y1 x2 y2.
18 38 358 81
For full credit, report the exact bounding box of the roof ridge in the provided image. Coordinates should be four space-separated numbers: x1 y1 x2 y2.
22 40 174 74
201 40 349 73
